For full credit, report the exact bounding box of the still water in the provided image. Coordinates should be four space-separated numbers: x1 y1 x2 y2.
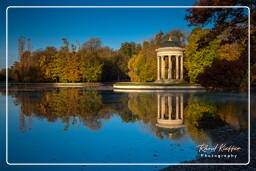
2 89 248 164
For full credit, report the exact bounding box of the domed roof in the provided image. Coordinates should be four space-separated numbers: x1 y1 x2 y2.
159 37 181 48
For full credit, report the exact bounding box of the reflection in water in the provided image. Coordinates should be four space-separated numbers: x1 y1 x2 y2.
13 90 110 131
156 93 185 140
6 89 248 145
3 89 249 163
184 93 248 144
156 93 186 140
156 93 184 129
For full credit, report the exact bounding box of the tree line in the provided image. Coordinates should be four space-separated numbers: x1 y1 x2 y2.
6 37 141 83
1 29 186 83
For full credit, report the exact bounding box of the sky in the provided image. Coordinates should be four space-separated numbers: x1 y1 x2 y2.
0 0 199 69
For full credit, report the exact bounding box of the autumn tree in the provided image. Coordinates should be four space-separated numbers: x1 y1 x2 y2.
186 0 255 88
18 36 25 59
82 38 101 53
115 42 141 81
38 47 58 81
11 50 41 82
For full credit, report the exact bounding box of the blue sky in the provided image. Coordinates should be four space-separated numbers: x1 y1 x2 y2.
0 0 198 69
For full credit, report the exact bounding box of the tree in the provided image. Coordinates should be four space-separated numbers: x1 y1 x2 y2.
38 47 58 81
186 1 251 44
0 69 5 82
169 29 188 47
63 45 81 82
218 43 242 61
197 59 246 88
127 32 160 82
186 0 255 88
184 27 221 83
128 48 157 82
116 42 141 80
98 47 119 82
18 36 25 59
11 51 38 82
80 53 103 82
82 38 101 53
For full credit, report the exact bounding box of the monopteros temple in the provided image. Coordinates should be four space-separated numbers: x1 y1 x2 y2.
155 37 185 83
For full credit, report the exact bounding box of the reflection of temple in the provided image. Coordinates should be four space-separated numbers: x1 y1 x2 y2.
19 113 33 132
156 93 184 129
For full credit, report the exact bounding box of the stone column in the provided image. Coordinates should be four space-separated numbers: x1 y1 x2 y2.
180 55 183 80
161 56 165 80
168 96 172 120
157 56 161 80
168 56 172 79
157 94 161 119
176 96 179 120
161 96 165 119
180 95 183 120
176 55 179 80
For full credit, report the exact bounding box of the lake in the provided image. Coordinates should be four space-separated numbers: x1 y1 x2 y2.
1 88 249 164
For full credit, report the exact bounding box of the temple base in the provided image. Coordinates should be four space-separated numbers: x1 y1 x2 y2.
155 79 186 84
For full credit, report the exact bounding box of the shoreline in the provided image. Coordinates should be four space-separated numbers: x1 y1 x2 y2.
0 82 252 92
0 82 114 91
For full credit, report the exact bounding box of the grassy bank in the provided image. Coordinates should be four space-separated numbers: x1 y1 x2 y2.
114 82 200 87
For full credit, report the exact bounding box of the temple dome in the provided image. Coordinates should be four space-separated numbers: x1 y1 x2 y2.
160 40 181 48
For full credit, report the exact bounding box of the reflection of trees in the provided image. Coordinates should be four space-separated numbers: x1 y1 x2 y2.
37 90 108 131
127 93 157 124
127 93 161 138
103 92 136 123
6 89 248 143
184 100 219 144
10 89 111 131
184 93 248 144
217 101 248 131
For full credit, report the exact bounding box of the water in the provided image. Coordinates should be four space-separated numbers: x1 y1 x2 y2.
0 89 248 165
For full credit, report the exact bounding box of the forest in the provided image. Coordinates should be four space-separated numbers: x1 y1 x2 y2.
0 0 255 89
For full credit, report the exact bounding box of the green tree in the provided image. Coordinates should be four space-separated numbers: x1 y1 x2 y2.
81 58 102 82
184 27 221 83
116 42 141 80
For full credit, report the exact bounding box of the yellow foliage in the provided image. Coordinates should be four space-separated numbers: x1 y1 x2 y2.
218 44 241 61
